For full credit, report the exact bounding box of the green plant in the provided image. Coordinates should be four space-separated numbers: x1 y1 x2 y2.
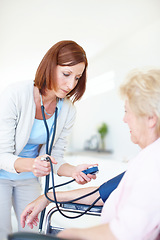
97 122 108 150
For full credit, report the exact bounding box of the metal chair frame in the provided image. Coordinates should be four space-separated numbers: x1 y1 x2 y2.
44 203 102 235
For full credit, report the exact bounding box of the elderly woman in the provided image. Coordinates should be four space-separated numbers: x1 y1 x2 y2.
57 68 160 240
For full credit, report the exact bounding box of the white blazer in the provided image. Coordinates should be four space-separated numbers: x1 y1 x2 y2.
0 80 76 174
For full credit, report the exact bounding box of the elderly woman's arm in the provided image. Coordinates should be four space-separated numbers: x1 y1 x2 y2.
57 224 117 240
21 186 103 229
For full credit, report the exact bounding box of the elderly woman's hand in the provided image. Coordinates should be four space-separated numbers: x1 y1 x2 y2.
21 194 49 229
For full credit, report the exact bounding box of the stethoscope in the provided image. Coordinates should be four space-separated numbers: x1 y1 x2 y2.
39 94 100 232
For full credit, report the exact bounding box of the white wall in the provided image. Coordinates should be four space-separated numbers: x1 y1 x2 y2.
70 20 160 161
0 0 160 162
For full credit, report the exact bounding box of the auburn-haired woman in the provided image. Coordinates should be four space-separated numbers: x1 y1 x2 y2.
0 40 96 238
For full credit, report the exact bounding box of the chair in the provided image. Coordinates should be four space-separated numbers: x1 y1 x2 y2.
44 202 102 235
7 203 102 240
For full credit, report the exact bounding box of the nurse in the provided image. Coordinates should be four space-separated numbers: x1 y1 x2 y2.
0 40 96 239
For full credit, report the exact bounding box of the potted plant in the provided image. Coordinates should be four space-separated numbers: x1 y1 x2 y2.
97 122 108 151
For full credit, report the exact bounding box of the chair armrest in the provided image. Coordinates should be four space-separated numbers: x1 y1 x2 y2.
44 203 102 235
60 202 102 213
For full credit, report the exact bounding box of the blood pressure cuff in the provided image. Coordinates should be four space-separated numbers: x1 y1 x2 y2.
99 171 125 203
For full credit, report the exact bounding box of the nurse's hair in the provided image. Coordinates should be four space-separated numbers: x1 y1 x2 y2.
120 67 160 131
34 40 88 103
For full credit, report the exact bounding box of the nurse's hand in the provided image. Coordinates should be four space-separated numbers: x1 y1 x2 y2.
72 164 98 185
21 194 49 229
32 155 57 177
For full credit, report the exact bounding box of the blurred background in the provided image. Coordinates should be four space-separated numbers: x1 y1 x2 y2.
1 0 160 232
0 0 160 162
